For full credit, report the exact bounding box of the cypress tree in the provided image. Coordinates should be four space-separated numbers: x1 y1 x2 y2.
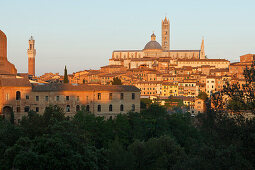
64 65 69 83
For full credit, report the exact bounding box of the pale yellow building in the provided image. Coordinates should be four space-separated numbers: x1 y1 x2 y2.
161 82 178 97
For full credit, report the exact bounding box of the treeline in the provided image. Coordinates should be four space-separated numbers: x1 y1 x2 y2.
0 105 255 170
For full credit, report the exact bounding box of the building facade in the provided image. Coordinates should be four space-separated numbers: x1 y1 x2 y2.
0 81 140 122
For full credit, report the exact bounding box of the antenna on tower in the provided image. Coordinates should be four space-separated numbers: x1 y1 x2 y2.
30 35 34 40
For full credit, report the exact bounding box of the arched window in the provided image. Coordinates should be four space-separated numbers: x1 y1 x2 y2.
16 91 21 100
66 105 70 112
132 104 135 112
86 105 90 112
120 104 124 111
109 104 112 112
76 105 80 112
98 105 101 112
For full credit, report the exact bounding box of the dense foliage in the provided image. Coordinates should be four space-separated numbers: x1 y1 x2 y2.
111 77 122 85
1 105 255 170
212 61 255 113
63 65 69 83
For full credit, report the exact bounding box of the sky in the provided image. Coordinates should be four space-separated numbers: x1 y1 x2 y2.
0 0 255 76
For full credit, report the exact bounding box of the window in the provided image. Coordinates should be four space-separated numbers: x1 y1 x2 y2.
36 107 39 112
132 93 135 100
86 105 90 112
66 96 70 101
45 96 49 101
36 96 39 101
26 95 29 100
16 91 21 100
77 96 79 102
97 105 101 112
66 105 70 112
132 104 135 111
98 93 101 100
109 93 112 100
120 93 124 100
6 93 9 101
109 104 112 112
56 96 60 101
24 106 30 112
16 107 20 113
120 104 124 111
76 105 80 111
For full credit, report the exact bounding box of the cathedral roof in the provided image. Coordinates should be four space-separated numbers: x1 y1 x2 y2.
144 40 162 50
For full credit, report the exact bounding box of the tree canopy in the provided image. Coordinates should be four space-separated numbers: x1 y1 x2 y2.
111 77 122 85
0 104 255 169
63 65 69 83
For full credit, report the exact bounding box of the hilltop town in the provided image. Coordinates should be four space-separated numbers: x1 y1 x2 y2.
36 17 254 114
0 17 254 121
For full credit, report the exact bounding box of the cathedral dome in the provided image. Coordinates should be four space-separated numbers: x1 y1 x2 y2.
143 33 162 50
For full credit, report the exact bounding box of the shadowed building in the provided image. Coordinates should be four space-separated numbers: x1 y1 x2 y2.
0 30 17 75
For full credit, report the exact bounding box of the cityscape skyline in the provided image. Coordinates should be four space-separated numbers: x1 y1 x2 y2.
1 0 255 75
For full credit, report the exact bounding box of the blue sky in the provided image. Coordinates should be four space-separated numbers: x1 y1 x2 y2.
1 0 255 76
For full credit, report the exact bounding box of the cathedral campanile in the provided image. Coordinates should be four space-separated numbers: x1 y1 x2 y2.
161 17 170 51
27 36 36 76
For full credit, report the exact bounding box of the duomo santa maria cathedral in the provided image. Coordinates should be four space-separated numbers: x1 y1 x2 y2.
109 17 205 69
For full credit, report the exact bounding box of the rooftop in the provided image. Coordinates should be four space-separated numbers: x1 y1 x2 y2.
32 83 140 92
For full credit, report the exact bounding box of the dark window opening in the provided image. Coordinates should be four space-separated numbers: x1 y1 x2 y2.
76 105 80 111
98 93 101 100
36 96 39 101
120 104 124 111
24 106 30 112
16 107 20 113
132 104 135 111
132 93 135 100
109 104 112 112
36 107 39 112
98 105 101 112
120 93 124 100
66 96 70 101
86 105 90 112
16 91 21 100
66 105 70 112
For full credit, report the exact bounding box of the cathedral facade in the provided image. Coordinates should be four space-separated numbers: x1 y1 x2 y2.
109 17 205 69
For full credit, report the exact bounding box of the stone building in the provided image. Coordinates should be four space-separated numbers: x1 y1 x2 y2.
1 80 140 122
0 30 141 122
109 17 206 69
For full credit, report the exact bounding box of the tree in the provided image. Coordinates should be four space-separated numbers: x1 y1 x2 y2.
63 65 69 83
111 77 122 85
197 91 208 101
211 61 255 113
